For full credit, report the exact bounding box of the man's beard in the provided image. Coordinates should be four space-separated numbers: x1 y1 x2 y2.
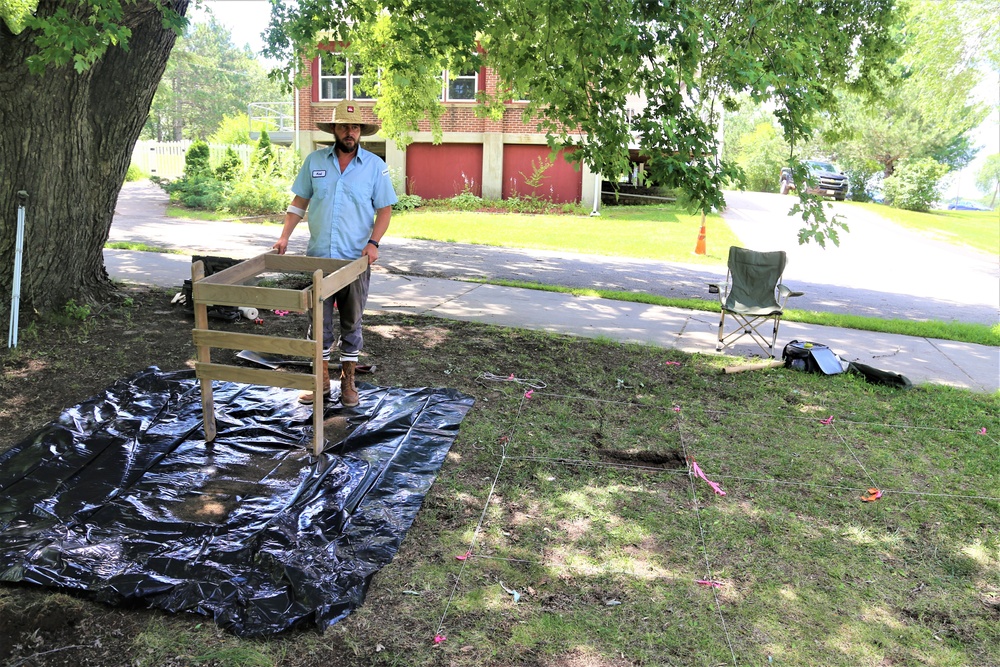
335 137 358 155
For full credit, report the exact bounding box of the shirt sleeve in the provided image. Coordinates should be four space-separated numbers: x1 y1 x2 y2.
372 164 399 209
291 156 314 200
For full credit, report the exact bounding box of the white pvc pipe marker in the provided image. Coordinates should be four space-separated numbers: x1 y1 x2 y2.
8 192 27 348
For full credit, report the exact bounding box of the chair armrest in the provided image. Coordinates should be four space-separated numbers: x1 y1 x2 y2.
777 284 804 307
708 283 725 305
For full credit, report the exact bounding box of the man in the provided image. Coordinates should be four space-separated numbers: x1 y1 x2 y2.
272 100 397 407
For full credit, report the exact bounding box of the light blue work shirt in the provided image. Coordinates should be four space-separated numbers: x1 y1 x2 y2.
291 145 398 260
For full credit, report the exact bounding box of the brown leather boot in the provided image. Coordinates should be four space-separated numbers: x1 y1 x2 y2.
340 361 359 407
298 359 331 404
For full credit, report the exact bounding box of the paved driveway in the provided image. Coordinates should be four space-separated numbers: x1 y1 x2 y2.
110 183 999 326
720 191 999 326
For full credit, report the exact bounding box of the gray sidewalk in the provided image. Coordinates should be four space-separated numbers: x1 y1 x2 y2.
104 247 1000 393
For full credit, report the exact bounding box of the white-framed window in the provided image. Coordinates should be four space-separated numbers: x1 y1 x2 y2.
318 52 374 101
439 68 478 101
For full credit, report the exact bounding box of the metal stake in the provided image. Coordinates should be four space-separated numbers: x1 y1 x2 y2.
8 191 27 348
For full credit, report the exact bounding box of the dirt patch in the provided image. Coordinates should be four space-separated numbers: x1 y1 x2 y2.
898 605 982 642
547 648 635 667
595 447 686 468
0 588 148 666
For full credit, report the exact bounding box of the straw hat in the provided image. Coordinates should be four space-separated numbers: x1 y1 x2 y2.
316 100 380 136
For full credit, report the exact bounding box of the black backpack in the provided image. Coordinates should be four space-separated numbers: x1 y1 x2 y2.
783 339 911 388
177 256 242 322
783 340 844 375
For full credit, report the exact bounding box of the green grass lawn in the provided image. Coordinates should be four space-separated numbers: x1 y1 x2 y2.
165 205 236 222
93 321 1000 667
391 204 739 265
165 205 282 224
105 241 187 254
848 203 999 256
352 331 999 667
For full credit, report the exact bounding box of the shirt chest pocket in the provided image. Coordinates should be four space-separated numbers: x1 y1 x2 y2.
311 171 333 200
343 179 374 206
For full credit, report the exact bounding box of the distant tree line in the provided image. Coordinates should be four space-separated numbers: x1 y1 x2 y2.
721 0 998 211
145 16 288 142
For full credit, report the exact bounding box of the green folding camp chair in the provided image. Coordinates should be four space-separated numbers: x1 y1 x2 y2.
709 247 804 357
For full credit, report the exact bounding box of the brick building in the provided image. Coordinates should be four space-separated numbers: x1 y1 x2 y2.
293 50 601 207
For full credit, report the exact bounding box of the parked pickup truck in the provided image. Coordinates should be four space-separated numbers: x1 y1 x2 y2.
779 160 849 200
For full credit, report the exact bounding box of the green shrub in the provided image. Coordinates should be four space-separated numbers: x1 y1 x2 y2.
63 299 91 321
271 144 302 181
449 190 484 211
223 175 291 216
164 174 230 210
252 129 275 177
392 193 423 211
734 122 787 192
183 140 212 178
883 158 949 212
215 147 244 182
422 192 580 214
839 157 883 202
505 196 582 215
503 195 559 214
125 164 148 182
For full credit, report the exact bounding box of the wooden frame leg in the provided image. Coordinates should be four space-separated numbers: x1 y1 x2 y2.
192 261 217 442
190 253 366 456
312 268 325 457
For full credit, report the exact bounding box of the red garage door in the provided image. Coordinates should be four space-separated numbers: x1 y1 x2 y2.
406 144 483 199
502 146 581 203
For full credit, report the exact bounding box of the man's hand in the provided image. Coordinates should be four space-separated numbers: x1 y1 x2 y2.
365 205 391 266
274 196 309 256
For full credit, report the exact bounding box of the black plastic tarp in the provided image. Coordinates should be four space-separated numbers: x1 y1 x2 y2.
0 367 473 636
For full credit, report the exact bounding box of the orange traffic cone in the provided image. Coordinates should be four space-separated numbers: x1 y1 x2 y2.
694 213 707 255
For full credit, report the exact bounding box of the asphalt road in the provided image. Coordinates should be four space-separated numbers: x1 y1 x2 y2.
111 183 999 326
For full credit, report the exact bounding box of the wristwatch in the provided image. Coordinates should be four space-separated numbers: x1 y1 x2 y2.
367 239 379 248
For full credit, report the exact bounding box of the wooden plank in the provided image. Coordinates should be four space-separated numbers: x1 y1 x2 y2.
192 262 209 360
319 256 368 299
192 329 317 357
722 360 784 374
195 362 316 391
192 283 307 311
197 251 271 285
264 254 355 274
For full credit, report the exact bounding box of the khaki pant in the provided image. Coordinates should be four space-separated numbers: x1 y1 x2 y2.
307 266 370 361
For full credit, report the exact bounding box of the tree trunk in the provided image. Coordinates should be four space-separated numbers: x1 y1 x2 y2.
0 0 189 315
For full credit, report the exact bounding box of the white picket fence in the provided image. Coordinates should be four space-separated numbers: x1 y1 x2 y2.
131 141 254 179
